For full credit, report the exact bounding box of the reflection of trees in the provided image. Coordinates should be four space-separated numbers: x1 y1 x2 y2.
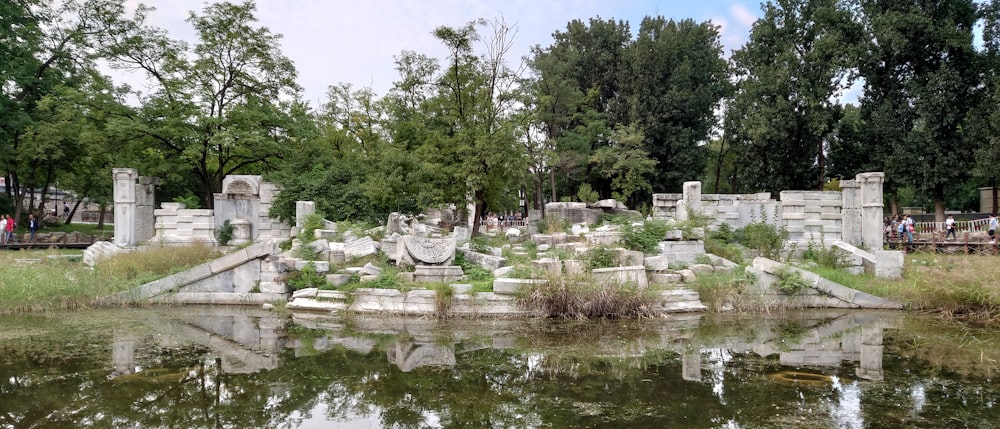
2 313 1000 428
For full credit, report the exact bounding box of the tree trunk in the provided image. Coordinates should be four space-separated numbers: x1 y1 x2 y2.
549 169 556 203
470 189 485 239
992 179 998 215
64 200 83 225
96 204 107 230
816 136 825 191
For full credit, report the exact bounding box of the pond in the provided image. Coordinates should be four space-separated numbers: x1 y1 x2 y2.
0 307 997 428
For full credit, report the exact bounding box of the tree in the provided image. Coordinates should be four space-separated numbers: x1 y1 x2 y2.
858 0 980 220
101 1 305 208
971 0 1000 214
590 124 657 206
419 19 529 237
528 18 631 201
622 17 730 196
0 0 119 223
729 0 862 194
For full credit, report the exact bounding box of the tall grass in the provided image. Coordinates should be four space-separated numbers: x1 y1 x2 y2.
858 254 1000 322
517 275 657 319
0 244 222 314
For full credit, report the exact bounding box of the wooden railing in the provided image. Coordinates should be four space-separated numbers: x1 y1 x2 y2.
912 218 991 234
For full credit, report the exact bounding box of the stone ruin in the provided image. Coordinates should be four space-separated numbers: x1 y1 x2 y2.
382 212 463 283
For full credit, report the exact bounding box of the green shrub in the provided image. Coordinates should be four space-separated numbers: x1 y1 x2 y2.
299 213 326 244
215 219 234 246
775 267 809 295
737 222 788 260
802 240 848 269
172 194 200 209
623 220 669 254
285 262 329 291
577 183 599 204
709 223 737 243
582 246 621 270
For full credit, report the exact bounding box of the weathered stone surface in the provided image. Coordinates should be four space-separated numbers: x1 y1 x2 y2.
677 269 697 283
493 278 547 295
563 259 584 276
400 236 455 266
650 273 682 285
493 266 514 278
591 266 649 289
663 229 684 240
621 250 644 266
360 262 382 276
457 248 506 271
586 231 623 246
644 255 671 272
413 265 464 283
532 234 553 246
326 274 353 286
344 236 377 260
689 264 715 274
292 288 318 299
532 258 561 277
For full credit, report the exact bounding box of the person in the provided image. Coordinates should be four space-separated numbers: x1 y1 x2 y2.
989 213 998 245
4 214 15 244
62 202 69 218
0 214 6 245
945 214 957 240
28 214 38 243
901 214 914 243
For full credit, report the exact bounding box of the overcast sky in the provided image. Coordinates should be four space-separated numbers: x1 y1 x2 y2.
118 0 760 107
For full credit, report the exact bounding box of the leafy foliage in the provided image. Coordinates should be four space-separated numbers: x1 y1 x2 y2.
286 262 329 291
581 246 621 270
736 222 788 260
215 219 234 246
622 220 669 254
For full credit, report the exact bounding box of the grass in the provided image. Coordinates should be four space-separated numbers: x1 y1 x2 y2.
857 254 1000 323
516 274 658 319
0 244 221 314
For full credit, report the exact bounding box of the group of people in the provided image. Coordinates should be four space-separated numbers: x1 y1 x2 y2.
0 213 40 245
885 214 917 243
484 212 525 231
884 213 999 244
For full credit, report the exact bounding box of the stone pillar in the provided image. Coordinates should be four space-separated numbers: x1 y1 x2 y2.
295 201 315 236
682 349 702 381
135 176 158 244
840 180 862 247
113 168 138 247
111 333 136 376
855 325 884 381
677 181 702 221
857 172 885 250
230 218 252 246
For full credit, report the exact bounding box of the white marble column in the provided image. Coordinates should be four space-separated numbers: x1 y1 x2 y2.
113 168 138 247
857 172 885 250
840 179 862 247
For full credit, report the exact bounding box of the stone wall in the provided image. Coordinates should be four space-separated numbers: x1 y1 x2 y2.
212 175 291 242
652 172 886 246
654 192 777 228
154 202 216 244
779 191 843 243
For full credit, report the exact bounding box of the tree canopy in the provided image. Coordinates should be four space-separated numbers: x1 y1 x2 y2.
3 0 998 227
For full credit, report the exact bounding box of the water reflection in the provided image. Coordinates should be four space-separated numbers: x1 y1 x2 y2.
0 308 997 428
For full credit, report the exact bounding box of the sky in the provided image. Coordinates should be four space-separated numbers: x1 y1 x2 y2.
119 0 761 107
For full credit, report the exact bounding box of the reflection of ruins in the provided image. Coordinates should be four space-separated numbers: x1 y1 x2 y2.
288 311 897 379
110 307 286 377
109 309 895 381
